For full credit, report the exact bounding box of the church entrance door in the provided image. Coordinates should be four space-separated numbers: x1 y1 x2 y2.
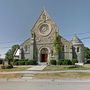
40 48 48 62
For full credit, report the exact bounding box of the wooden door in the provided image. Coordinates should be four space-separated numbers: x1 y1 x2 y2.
41 54 48 62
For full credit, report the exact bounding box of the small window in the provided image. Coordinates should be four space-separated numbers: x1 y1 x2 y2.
77 47 79 52
32 33 33 38
51 50 53 56
62 46 64 51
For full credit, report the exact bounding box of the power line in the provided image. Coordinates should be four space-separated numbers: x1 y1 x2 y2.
81 37 90 40
77 31 90 35
0 41 21 44
63 31 90 37
0 47 11 49
0 31 90 49
0 31 89 44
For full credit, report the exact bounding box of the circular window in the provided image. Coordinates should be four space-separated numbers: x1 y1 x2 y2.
39 23 51 36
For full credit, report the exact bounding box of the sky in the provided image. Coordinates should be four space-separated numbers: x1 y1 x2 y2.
0 0 90 58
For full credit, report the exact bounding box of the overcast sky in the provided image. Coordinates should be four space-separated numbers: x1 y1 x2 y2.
0 0 90 58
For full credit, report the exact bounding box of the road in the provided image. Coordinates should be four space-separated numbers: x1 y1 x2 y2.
0 79 90 90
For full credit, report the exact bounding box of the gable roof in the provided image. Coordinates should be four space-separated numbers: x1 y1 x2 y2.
31 9 59 33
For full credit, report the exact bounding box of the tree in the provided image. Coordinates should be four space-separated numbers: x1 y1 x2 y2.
53 33 62 60
5 44 20 65
84 47 90 59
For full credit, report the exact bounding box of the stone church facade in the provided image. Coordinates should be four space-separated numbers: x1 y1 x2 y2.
15 9 85 64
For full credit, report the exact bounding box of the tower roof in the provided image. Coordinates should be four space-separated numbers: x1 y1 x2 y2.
71 35 83 45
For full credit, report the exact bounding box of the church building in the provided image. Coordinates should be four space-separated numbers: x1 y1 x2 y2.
14 9 85 64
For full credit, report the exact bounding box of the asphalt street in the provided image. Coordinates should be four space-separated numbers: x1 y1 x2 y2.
0 79 90 90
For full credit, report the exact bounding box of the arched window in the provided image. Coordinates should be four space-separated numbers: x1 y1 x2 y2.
62 46 64 52
20 48 24 59
51 50 53 56
77 47 79 52
32 33 34 38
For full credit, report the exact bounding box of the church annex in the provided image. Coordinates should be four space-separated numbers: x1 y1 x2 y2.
15 9 85 64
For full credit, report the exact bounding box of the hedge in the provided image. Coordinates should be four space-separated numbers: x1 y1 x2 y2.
62 59 72 65
25 61 30 65
57 60 64 65
13 59 38 65
29 60 38 65
18 61 25 65
52 59 76 65
50 60 56 65
72 59 78 65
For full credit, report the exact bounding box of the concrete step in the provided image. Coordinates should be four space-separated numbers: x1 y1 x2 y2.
22 73 34 80
22 77 33 79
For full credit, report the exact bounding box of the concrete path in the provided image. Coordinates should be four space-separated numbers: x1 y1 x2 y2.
27 65 46 71
1 70 90 74
23 65 46 79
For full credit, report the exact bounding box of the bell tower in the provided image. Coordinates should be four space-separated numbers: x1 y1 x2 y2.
72 35 85 63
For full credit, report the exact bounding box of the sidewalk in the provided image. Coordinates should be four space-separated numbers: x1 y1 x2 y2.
27 65 46 71
1 70 90 74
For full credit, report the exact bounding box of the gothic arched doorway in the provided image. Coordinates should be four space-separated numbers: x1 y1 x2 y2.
40 48 48 62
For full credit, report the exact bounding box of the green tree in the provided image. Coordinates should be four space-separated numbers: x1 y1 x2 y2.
5 44 20 65
53 33 62 60
84 47 90 59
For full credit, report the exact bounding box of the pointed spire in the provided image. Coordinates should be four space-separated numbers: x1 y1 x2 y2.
72 35 83 45
43 6 46 12
41 8 49 21
39 7 52 22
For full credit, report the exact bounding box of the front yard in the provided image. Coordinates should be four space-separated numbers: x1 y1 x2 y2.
0 66 29 79
34 72 90 79
0 64 90 79
0 65 29 72
33 64 90 79
44 64 90 71
0 73 22 79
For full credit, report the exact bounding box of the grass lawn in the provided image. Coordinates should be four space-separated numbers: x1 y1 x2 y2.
0 65 30 79
44 64 90 71
34 72 90 79
0 66 29 72
34 64 90 79
0 73 23 79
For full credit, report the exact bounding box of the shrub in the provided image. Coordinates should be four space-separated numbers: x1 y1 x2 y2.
86 60 90 64
1 65 13 69
13 59 19 62
1 65 5 69
0 60 2 64
13 59 19 65
18 61 25 65
13 59 38 65
13 61 18 65
29 60 38 65
50 60 56 65
72 59 78 65
21 59 28 62
62 59 72 65
57 60 64 65
6 65 13 69
25 61 30 65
